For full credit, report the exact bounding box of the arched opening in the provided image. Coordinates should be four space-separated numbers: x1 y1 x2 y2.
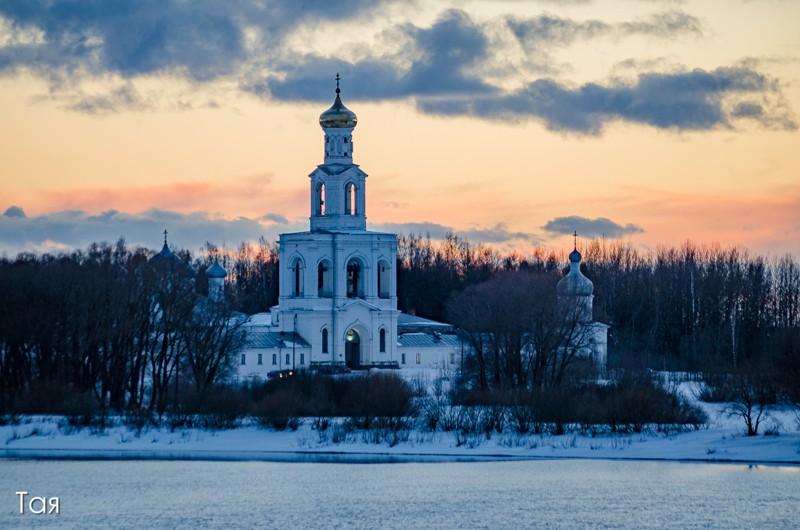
377 260 390 299
317 259 332 298
379 328 386 353
291 258 304 297
346 258 364 298
322 328 329 354
315 182 326 216
345 328 361 369
345 182 356 216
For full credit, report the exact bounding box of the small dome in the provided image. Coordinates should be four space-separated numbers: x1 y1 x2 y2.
150 242 182 266
319 94 357 129
150 241 196 278
557 249 593 297
206 261 227 279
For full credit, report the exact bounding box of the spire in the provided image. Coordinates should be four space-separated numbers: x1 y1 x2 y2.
335 72 340 95
164 229 168 247
573 230 577 251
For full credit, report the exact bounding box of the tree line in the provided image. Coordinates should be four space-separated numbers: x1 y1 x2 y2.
397 234 799 373
1 233 798 420
0 240 246 415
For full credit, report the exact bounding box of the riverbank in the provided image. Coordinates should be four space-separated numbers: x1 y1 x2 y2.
2 404 798 465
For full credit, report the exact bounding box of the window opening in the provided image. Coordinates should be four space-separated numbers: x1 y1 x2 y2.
378 261 390 298
346 260 362 298
318 261 332 298
292 260 304 297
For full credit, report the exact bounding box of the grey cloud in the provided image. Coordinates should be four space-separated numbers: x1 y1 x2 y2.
370 222 454 239
265 11 793 134
371 221 539 245
419 66 796 134
0 207 300 257
542 216 644 239
61 83 149 114
508 10 702 47
3 206 26 218
506 10 702 75
264 9 493 102
0 0 396 81
0 3 794 134
260 213 289 224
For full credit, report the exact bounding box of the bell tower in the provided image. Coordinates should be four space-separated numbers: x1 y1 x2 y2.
310 74 367 232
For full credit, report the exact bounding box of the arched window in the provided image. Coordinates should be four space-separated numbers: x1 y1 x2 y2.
379 328 386 353
322 328 329 354
345 182 356 216
317 260 332 298
377 260 390 299
315 182 326 216
291 259 304 297
346 258 363 298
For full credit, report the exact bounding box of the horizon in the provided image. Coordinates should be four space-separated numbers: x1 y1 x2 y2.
2 1 798 259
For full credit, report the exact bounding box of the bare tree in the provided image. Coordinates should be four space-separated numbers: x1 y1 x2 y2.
180 299 247 393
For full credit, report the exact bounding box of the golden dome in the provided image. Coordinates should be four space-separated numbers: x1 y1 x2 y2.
319 74 357 128
319 94 357 129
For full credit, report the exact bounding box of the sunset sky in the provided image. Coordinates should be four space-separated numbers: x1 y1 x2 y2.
1 0 798 259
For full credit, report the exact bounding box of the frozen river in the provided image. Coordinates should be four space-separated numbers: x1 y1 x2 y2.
2 459 798 528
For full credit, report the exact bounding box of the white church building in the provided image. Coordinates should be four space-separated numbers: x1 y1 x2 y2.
556 241 609 369
236 79 461 379
198 77 608 380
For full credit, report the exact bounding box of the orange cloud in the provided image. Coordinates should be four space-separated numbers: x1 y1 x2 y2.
18 174 308 220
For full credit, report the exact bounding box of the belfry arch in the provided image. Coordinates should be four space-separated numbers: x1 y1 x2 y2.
345 182 357 215
346 256 366 299
317 258 332 298
315 182 326 216
290 257 304 297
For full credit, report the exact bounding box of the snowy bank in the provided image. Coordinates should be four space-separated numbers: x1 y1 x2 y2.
2 404 799 465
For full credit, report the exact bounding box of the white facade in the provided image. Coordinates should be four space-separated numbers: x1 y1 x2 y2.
243 80 406 374
556 244 609 368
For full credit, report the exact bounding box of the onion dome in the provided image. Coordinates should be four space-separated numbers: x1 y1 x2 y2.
149 230 196 277
150 242 182 267
557 245 593 297
206 261 227 279
319 74 357 129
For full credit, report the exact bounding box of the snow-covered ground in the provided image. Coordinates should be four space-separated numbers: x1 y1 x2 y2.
2 380 798 465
